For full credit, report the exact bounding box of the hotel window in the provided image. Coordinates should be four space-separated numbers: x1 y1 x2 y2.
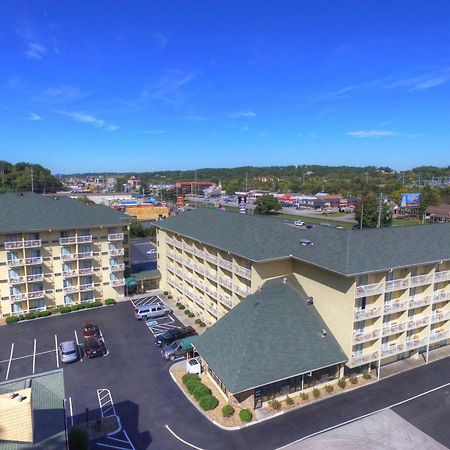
357 275 368 287
353 344 363 356
79 229 90 236
28 232 40 240
356 297 367 310
60 230 71 238
64 295 74 305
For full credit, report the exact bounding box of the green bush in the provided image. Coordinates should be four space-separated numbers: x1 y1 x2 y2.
186 379 202 395
176 302 181 307
182 373 200 385
187 312 195 318
285 396 294 406
32 311 41 319
70 305 79 312
324 384 334 394
337 378 346 390
78 304 87 310
179 304 186 310
363 371 372 380
164 291 169 295
6 316 19 324
24 312 35 320
193 383 212 401
59 306 72 313
199 395 219 411
349 376 358 385
68 427 89 450
300 392 309 401
312 388 321 398
168 295 173 299
184 309 190 315
40 310 51 317
199 321 206 327
222 404 235 417
239 409 253 422
195 318 202 324
269 399 281 411
105 298 116 305
17 314 25 321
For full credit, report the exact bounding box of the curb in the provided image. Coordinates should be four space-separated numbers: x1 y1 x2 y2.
107 415 122 436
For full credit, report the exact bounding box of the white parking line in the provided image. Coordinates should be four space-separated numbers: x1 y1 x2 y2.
55 334 59 368
99 329 109 356
68 396 74 427
165 425 204 450
32 339 36 374
5 343 14 380
74 330 82 362
0 348 56 364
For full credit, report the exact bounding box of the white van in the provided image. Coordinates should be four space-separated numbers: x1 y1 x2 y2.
134 304 172 320
294 220 305 227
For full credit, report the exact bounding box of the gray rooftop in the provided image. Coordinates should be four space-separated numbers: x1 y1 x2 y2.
0 192 133 233
0 370 66 449
194 277 347 394
156 208 450 276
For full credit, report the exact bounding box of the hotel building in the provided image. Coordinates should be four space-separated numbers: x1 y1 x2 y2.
0 192 132 317
156 208 450 407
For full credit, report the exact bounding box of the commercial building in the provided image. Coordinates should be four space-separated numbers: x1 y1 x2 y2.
156 208 450 406
0 192 132 317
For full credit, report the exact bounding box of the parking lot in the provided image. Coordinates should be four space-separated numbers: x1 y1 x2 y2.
130 238 157 272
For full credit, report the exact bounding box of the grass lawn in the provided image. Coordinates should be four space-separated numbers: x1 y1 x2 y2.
392 218 422 227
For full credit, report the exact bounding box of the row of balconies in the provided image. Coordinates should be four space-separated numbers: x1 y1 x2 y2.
350 331 449 366
8 273 44 285
354 290 450 320
9 290 46 301
7 256 43 267
356 270 450 298
4 239 42 249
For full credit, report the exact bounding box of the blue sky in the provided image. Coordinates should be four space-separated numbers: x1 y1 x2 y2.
0 1 449 173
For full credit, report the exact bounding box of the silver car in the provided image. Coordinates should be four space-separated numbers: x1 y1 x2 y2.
58 341 79 363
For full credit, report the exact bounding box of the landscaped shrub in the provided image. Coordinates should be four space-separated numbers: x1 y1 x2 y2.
176 302 181 307
349 376 358 385
239 409 253 422
187 312 195 318
105 298 116 305
337 378 346 389
362 371 372 380
222 405 235 417
195 318 202 324
32 311 42 319
39 310 51 317
269 399 281 411
168 295 173 299
184 309 190 315
198 321 206 327
6 316 19 324
17 314 25 321
87 301 102 308
186 379 202 395
179 304 186 310
285 396 294 406
312 388 321 398
68 427 89 450
78 304 87 310
199 395 219 411
182 373 200 385
70 305 79 312
324 384 334 394
300 392 309 401
59 306 72 314
193 383 212 401
164 291 169 295
24 312 35 320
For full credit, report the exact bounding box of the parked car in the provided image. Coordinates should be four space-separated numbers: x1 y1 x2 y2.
58 341 79 364
154 326 197 347
161 336 197 361
83 322 100 340
294 220 305 227
135 304 172 320
146 248 157 256
83 337 105 358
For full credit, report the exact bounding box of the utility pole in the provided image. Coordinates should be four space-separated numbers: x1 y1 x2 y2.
31 166 34 193
245 171 248 193
360 203 364 230
377 192 384 228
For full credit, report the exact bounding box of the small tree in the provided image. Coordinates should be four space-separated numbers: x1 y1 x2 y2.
254 195 282 214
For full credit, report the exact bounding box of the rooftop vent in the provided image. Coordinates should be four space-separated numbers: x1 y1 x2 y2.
307 296 314 305
300 239 313 246
283 277 287 284
321 329 327 338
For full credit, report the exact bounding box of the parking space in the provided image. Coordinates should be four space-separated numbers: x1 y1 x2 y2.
130 295 161 308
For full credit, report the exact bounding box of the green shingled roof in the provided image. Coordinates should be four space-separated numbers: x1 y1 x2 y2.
0 192 133 234
156 208 450 276
194 277 347 394
0 370 66 450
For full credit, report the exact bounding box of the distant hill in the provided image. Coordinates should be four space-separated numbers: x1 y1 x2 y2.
0 161 63 193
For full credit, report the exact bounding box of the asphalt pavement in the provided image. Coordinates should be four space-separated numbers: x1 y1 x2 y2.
130 238 157 272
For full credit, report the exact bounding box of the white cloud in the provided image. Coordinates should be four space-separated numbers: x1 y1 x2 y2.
27 112 42 121
240 125 249 132
181 114 208 121
412 75 450 91
229 110 256 119
258 131 267 137
25 42 46 60
35 85 92 103
143 70 196 105
154 32 169 48
346 130 423 138
59 111 119 131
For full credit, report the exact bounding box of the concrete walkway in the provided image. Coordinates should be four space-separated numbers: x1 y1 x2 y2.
285 409 446 450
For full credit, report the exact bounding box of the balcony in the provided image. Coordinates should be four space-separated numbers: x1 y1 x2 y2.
235 286 251 297
9 273 44 285
63 283 94 294
380 343 405 358
218 294 233 308
407 316 430 329
28 290 45 300
205 304 218 316
354 306 382 320
350 351 379 367
406 337 428 350
59 235 92 245
430 331 450 343
62 252 93 261
382 322 406 336
110 263 125 272
385 277 410 292
204 286 218 298
5 239 41 249
355 281 385 298
431 311 450 324
217 257 233 272
63 267 94 278
435 270 450 283
203 253 218 265
433 290 450 303
234 265 252 280
10 290 45 302
205 271 218 282
108 248 124 257
384 301 407 314
108 233 124 241
408 295 432 309
218 276 233 290
410 273 434 288
352 329 381 344
111 279 125 287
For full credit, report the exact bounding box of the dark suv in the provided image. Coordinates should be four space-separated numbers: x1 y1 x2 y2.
155 326 197 347
83 337 105 358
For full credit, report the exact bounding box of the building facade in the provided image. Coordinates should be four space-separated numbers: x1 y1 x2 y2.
156 209 450 378
0 193 132 317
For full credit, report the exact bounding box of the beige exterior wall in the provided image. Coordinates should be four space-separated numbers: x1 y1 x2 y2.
0 225 129 317
157 227 450 371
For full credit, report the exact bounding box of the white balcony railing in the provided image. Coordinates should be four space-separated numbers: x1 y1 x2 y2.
384 301 407 314
406 337 428 350
385 277 410 292
5 239 41 249
433 290 450 303
435 270 450 283
28 290 45 300
218 294 233 308
111 279 125 287
410 273 434 288
59 235 92 245
234 265 252 280
356 281 385 298
354 306 382 321
380 343 405 358
9 273 44 285
218 276 233 290
235 286 251 297
217 257 233 271
352 329 381 344
110 263 125 272
108 233 124 241
407 316 430 329
382 322 406 336
431 311 450 324
9 290 45 301
205 304 218 316
108 248 125 256
63 267 94 278
408 295 433 309
350 351 379 367
205 271 218 282
430 331 450 343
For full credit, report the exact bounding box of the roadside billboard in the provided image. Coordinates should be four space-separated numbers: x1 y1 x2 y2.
400 193 421 207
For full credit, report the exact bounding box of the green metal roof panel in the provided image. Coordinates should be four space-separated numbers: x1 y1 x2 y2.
194 278 347 394
131 269 161 281
179 335 198 349
0 192 133 233
156 208 450 276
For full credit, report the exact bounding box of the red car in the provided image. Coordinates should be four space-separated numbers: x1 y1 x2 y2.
83 322 100 340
